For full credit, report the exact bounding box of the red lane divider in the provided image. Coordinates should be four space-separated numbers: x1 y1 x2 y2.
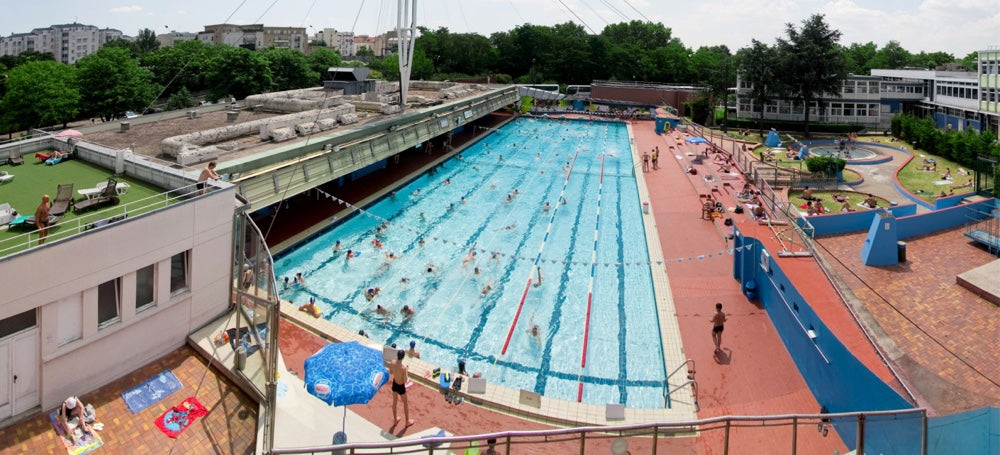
500 278 533 355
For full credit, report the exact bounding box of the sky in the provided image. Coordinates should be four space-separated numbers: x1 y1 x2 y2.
1 0 997 57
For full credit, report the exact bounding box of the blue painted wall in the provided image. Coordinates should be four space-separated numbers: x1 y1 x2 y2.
799 204 916 236
933 192 975 209
896 199 997 239
732 233 917 453
928 407 1000 455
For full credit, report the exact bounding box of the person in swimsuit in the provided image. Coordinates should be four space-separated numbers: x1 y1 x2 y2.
390 350 414 427
35 194 51 245
711 302 727 352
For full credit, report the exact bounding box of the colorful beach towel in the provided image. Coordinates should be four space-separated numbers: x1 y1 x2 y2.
121 370 182 414
49 411 103 455
154 396 208 438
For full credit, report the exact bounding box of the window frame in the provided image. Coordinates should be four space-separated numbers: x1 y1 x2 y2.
170 251 189 295
98 278 121 329
135 264 156 312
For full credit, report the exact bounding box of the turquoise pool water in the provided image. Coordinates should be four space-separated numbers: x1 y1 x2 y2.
275 117 667 408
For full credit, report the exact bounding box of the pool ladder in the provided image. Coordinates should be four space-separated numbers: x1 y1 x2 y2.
663 359 699 411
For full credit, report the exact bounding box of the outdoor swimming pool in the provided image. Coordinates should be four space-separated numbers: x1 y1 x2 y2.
809 145 878 160
275 117 667 408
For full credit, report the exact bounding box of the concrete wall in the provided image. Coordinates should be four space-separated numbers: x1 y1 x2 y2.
804 205 918 236
0 186 236 409
732 234 917 453
588 85 700 115
927 407 1000 455
896 198 997 239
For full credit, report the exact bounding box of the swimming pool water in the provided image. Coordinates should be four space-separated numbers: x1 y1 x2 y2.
275 117 667 408
809 145 878 160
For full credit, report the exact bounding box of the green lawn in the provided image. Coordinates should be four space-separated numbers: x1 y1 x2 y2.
895 148 974 202
0 156 173 251
788 189 880 212
842 168 863 183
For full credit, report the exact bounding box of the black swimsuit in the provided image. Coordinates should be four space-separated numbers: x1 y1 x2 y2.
392 381 406 395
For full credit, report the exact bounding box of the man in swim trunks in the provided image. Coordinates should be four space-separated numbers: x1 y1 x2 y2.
711 302 727 352
35 194 51 245
390 350 414 427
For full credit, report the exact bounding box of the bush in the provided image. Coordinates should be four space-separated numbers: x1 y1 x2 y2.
165 86 197 111
804 155 845 175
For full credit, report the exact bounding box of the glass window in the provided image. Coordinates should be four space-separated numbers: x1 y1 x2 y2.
170 252 189 294
55 295 82 345
856 105 867 116
869 104 879 116
843 82 855 93
136 264 155 311
843 104 854 116
0 309 36 338
830 103 842 116
98 279 120 327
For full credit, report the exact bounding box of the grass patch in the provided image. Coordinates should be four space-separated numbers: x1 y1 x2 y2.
0 157 174 252
896 149 974 202
787 189 879 212
842 168 863 183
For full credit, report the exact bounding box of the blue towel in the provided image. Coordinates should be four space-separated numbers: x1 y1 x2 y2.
121 370 182 414
421 429 447 448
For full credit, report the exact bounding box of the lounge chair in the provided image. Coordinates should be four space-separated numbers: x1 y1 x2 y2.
7 151 23 165
0 171 12 183
74 177 119 212
49 183 74 216
7 214 60 230
0 203 17 226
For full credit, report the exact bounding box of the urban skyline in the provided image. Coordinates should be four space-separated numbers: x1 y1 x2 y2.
0 0 996 56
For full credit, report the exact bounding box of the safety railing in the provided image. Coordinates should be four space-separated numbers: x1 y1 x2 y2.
270 408 927 455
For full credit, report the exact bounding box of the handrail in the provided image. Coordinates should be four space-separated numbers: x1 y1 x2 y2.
270 408 927 454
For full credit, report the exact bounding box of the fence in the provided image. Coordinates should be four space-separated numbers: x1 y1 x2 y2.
270 408 927 455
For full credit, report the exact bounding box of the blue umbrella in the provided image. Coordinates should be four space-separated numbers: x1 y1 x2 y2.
685 136 708 144
304 341 389 406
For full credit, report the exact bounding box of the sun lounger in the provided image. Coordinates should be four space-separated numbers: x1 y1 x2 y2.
7 152 23 165
7 214 60 230
0 171 12 183
49 183 74 216
74 177 119 212
0 203 17 226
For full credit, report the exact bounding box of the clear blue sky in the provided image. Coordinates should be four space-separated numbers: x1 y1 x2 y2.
1 0 995 56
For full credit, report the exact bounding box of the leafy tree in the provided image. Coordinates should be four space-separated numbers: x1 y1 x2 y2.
960 51 979 71
689 45 734 126
309 39 327 47
260 47 317 91
142 39 213 95
843 41 877 74
870 40 910 69
737 40 777 134
102 38 141 59
306 48 343 85
0 60 80 133
75 47 160 121
135 28 160 55
204 45 272 100
0 51 55 70
380 48 435 81
908 51 955 70
416 27 497 77
775 14 846 136
166 86 197 111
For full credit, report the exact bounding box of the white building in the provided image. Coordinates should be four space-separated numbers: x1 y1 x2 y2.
156 31 198 47
0 23 123 64
198 24 306 52
315 28 354 57
0 137 238 416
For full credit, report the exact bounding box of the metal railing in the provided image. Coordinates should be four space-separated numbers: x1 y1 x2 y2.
0 182 203 257
270 408 927 455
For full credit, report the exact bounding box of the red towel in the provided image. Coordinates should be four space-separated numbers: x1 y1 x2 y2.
154 397 208 438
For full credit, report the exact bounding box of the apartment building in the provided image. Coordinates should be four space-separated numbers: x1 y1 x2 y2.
315 28 354 57
0 23 123 64
198 24 306 52
156 31 198 47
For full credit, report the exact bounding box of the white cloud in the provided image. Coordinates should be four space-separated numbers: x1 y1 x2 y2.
177 10 187 15
109 5 142 14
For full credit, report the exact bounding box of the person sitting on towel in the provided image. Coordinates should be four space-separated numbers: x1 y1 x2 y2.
60 396 91 444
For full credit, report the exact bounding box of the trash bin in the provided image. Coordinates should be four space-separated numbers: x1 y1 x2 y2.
642 202 650 214
897 241 907 262
236 345 247 371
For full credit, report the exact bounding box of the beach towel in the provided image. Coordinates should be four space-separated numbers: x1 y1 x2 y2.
154 397 208 438
121 370 182 414
49 410 103 455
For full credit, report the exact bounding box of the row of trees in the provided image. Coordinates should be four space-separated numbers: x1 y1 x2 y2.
0 39 347 134
891 114 999 169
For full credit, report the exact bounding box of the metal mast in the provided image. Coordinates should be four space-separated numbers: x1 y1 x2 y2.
397 0 417 111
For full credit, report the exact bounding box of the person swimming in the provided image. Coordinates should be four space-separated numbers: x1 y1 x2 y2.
401 305 415 319
332 240 341 253
365 287 381 301
542 202 551 212
418 238 425 247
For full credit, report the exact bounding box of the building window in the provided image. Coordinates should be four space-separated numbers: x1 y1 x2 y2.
843 104 854 116
0 309 36 339
830 103 842 116
868 104 879 116
170 252 189 294
843 82 855 94
135 264 155 311
55 295 82 345
98 278 121 328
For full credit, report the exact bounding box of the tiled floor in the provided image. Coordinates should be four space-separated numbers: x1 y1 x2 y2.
0 346 257 455
818 228 1000 414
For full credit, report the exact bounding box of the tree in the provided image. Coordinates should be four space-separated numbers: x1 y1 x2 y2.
0 60 80 134
908 51 955 70
142 39 213 95
960 51 979 71
75 47 160 121
306 48 343 85
166 86 197 111
135 28 160 56
737 40 778 134
775 14 846 136
380 48 435 81
102 38 141 59
870 40 910 69
843 42 877 74
204 45 272 100
260 47 317 91
689 45 734 127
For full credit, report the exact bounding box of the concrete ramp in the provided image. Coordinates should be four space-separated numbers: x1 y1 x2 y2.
956 258 1000 306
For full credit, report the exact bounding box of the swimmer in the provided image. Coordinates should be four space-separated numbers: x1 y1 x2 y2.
535 152 541 159
542 202 551 212
369 304 390 316
473 266 481 275
444 178 451 185
463 249 477 265
448 202 455 211
504 222 516 231
559 196 567 205
400 276 410 284
506 194 513 203
419 212 425 221
298 297 321 318
461 196 467 204
527 322 542 346
332 240 341 253
401 305 415 319
498 155 503 161
533 266 543 287
294 272 305 287
490 251 500 262
513 188 519 196
406 340 420 358
481 283 493 296
418 238 425 247
426 263 437 274
411 189 420 196
365 287 381 301
282 276 291 290
345 249 353 263
385 251 398 261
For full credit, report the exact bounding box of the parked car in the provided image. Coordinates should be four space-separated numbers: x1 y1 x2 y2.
124 111 140 119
